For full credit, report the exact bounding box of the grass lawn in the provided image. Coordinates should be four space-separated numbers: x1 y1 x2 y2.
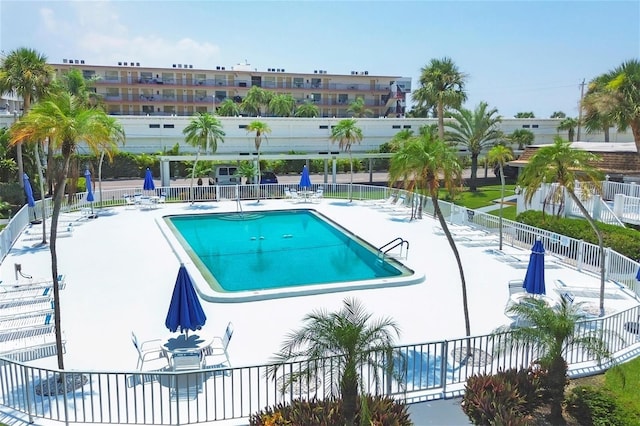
439 184 517 210
488 205 518 221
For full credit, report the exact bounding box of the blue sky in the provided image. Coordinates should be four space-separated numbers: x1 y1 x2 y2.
1 0 638 118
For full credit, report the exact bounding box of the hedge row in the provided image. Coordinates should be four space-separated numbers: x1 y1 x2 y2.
516 210 640 261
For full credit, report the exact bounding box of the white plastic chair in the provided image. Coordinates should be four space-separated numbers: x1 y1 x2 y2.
171 350 204 399
131 331 166 370
203 322 234 370
312 187 324 202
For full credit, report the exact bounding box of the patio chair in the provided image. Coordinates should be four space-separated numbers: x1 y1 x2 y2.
508 279 525 295
171 350 204 399
311 187 324 202
131 331 166 370
203 322 234 370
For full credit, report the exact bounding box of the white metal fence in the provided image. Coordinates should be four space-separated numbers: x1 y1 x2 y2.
1 183 639 424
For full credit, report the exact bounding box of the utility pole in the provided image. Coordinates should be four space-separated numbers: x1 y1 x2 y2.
576 79 586 141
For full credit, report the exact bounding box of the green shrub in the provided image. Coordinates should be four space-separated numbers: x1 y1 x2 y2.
249 395 410 426
497 365 547 414
565 385 632 426
516 210 640 261
462 373 525 425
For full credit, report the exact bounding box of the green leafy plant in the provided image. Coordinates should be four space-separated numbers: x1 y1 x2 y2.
565 385 632 426
462 373 526 425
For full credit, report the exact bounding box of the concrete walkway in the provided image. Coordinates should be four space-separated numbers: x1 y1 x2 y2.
408 398 470 425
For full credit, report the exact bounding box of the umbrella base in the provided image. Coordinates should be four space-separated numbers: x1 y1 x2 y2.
30 220 43 225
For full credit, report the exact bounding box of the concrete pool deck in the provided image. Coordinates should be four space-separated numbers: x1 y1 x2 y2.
1 197 638 424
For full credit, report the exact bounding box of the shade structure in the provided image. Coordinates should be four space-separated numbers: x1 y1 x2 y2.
23 173 35 208
84 169 94 202
523 239 546 295
165 265 207 335
143 168 155 191
636 266 640 281
299 165 311 189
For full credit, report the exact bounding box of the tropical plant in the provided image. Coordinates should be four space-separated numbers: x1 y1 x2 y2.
183 113 225 203
518 137 606 314
347 97 373 118
509 128 535 150
582 74 616 142
9 91 125 369
294 100 319 118
330 119 363 202
514 112 535 118
216 98 241 117
550 111 566 118
236 161 257 185
557 117 578 142
246 121 271 202
413 57 468 139
389 134 471 339
494 297 617 423
267 298 400 426
268 94 295 117
445 102 503 191
0 47 54 186
487 144 514 250
581 59 640 152
241 86 273 117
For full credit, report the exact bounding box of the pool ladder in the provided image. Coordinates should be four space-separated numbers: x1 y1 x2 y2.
377 237 409 261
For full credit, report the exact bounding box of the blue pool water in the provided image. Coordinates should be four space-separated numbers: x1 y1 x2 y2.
165 210 412 293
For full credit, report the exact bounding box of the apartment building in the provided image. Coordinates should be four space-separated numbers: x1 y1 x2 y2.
51 59 411 119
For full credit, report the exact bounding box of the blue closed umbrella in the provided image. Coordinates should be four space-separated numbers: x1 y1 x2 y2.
299 165 311 189
523 238 546 295
84 169 95 216
636 265 640 281
23 173 35 208
143 168 155 191
165 264 207 336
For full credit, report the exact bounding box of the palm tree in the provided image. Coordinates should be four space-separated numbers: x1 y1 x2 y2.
509 128 535 150
519 137 606 315
183 113 225 203
487 144 514 250
557 117 578 141
330 119 363 202
389 134 471 339
495 298 615 423
294 101 319 117
269 298 400 426
347 97 373 118
582 75 615 142
582 59 640 152
241 86 272 117
246 120 271 202
268 94 295 117
9 91 124 369
514 112 535 118
216 98 241 117
0 48 53 187
413 57 468 139
445 102 503 191
550 111 566 118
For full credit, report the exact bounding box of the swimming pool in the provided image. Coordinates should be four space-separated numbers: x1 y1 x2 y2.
162 209 422 301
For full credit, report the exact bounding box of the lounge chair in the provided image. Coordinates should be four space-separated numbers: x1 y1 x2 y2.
203 322 234 370
131 331 166 371
367 194 397 209
379 195 406 211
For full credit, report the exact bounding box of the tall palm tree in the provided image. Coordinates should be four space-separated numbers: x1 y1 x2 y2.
216 98 241 117
347 97 373 118
557 117 578 141
330 119 363 202
509 128 535 150
487 144 514 250
9 91 124 369
582 75 615 142
583 59 640 152
389 134 471 339
445 102 503 191
268 94 295 117
514 112 535 118
519 137 606 315
294 101 319 118
246 120 271 202
241 86 272 117
413 57 468 140
0 47 53 187
550 111 566 118
183 113 225 203
268 298 400 426
495 298 615 423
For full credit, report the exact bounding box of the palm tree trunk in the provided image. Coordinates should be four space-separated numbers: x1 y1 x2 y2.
349 150 353 202
189 149 200 204
498 165 505 250
98 151 105 208
50 152 72 370
256 151 261 203
630 119 640 155
16 143 24 188
567 190 606 316
432 196 471 337
437 102 445 140
341 366 358 426
34 143 47 245
547 355 568 422
470 154 479 191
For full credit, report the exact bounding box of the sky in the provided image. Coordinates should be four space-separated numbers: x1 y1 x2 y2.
1 0 639 118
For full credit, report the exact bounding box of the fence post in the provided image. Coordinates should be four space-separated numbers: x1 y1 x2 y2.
441 340 448 395
22 366 34 424
577 240 584 271
604 247 611 281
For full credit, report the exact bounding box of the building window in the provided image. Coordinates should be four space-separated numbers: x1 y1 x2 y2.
319 125 329 129
293 77 304 88
105 70 119 81
311 78 321 89
392 125 401 129
149 124 160 128
522 124 530 128
239 124 247 129
403 125 411 129
338 94 348 104
163 124 175 128
532 124 539 128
